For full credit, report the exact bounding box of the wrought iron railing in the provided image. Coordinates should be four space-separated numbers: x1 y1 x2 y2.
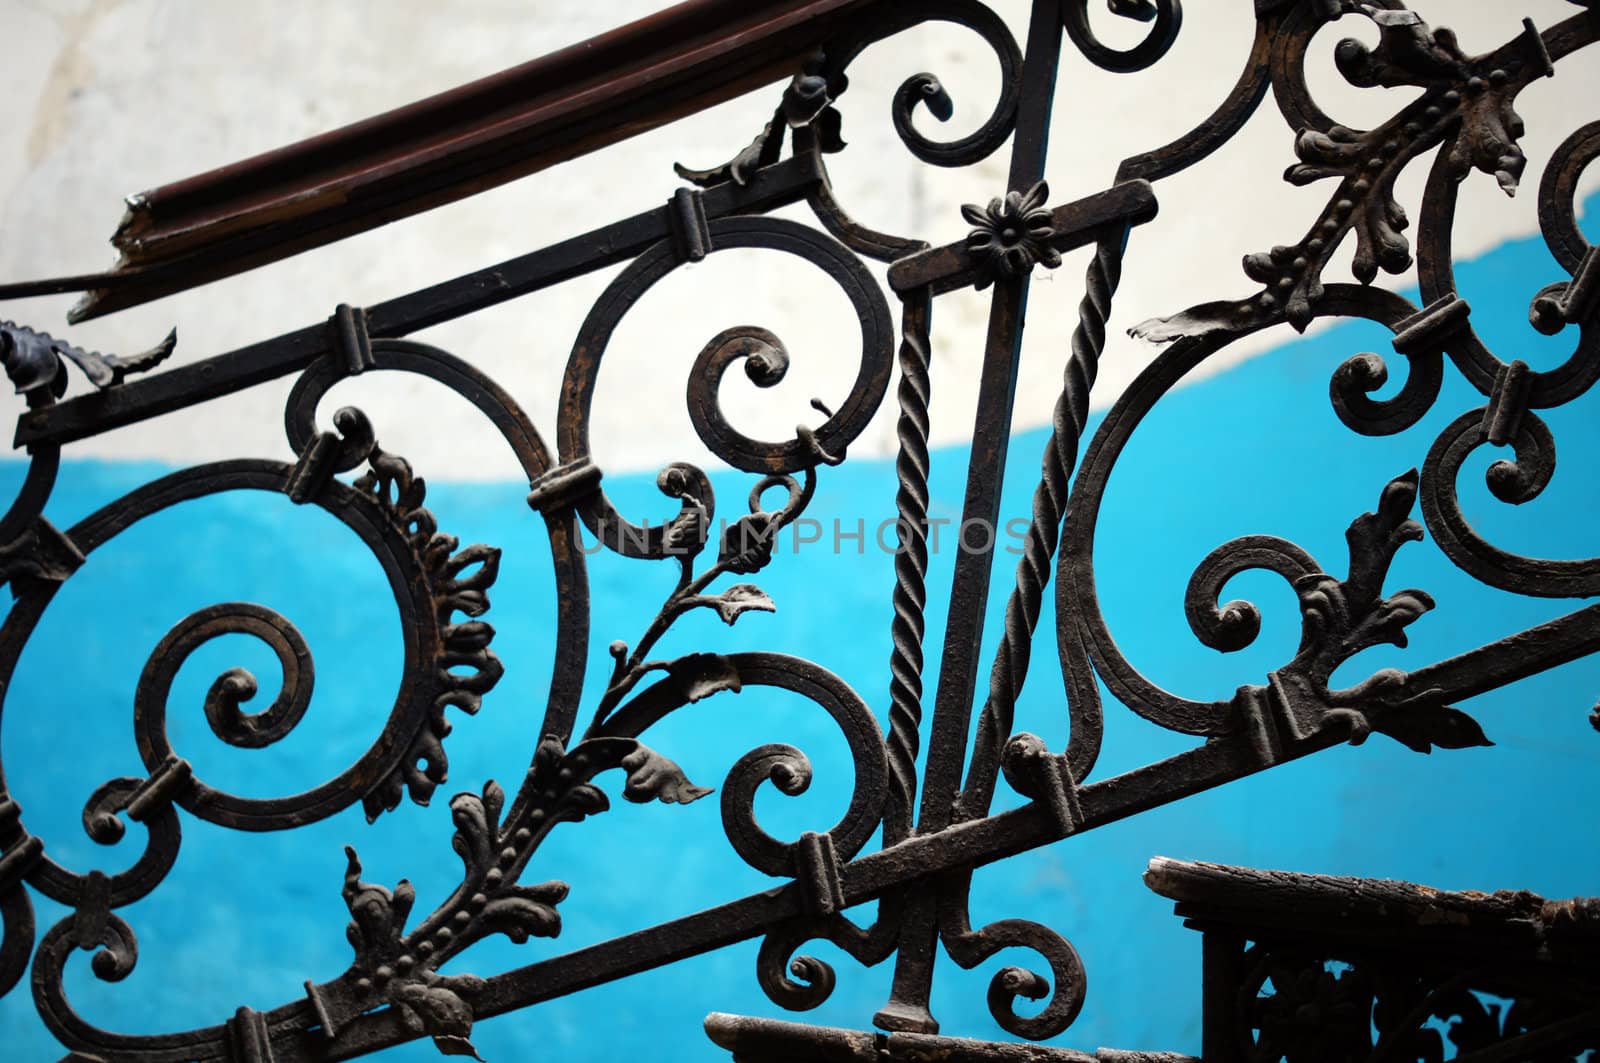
0 0 1597 1059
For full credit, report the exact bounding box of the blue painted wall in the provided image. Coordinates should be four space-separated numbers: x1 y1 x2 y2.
2 200 1597 1059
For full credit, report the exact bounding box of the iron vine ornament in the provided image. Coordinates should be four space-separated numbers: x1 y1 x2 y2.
0 0 1596 1059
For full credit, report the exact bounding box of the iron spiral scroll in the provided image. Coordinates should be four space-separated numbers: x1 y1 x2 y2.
0 0 1596 1059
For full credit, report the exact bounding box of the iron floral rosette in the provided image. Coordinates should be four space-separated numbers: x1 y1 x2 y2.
962 180 1062 289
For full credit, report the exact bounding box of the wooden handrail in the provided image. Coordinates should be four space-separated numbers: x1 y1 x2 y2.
9 0 883 321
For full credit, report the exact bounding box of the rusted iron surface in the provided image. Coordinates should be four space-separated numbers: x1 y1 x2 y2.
1148 856 1600 945
1152 858 1600 1061
0 0 1596 1060
705 1011 1201 1062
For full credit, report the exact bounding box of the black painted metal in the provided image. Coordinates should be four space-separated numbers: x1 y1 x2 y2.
0 1 1596 1059
1148 857 1600 1062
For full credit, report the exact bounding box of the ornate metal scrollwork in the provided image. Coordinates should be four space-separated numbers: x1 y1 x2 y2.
0 0 1596 1059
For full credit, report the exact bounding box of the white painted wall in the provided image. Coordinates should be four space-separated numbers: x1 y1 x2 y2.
0 0 1594 479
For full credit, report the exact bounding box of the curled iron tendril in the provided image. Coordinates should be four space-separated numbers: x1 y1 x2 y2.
1064 0 1183 74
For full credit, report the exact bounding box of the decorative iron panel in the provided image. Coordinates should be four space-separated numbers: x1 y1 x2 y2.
0 1 1596 1060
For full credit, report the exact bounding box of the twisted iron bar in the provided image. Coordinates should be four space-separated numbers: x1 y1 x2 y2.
884 289 935 845
960 233 1124 816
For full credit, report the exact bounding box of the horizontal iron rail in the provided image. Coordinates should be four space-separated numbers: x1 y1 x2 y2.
12 153 823 451
886 180 1157 295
